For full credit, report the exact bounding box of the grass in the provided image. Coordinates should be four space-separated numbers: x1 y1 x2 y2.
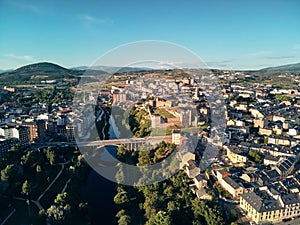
181 127 199 133
5 199 43 225
151 128 172 136
31 165 61 199
154 108 175 119
40 170 70 209
0 197 13 223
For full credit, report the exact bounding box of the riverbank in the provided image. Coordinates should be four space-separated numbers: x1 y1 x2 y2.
81 115 118 225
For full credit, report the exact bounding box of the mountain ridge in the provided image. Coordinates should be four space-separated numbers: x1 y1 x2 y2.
1 61 299 84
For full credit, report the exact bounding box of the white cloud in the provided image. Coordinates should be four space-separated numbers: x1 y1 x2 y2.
78 14 114 25
8 1 41 13
293 44 300 50
245 51 272 57
4 53 35 61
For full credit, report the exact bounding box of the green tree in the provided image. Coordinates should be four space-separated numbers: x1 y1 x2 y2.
36 165 42 173
117 145 127 161
117 215 131 225
114 191 129 205
137 145 152 166
1 164 17 182
248 150 263 164
45 148 56 165
46 204 71 225
54 192 68 206
21 180 32 197
146 210 172 225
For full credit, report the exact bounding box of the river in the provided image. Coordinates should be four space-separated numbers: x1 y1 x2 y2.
81 116 118 225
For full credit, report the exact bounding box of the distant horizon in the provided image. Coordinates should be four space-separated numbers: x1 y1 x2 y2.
1 0 300 70
1 60 300 72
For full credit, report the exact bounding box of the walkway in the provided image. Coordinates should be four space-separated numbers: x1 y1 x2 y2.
37 162 67 202
0 209 16 225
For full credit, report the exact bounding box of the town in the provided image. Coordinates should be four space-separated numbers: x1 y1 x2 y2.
1 62 300 225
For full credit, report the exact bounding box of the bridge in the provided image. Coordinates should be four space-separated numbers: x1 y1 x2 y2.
76 135 172 150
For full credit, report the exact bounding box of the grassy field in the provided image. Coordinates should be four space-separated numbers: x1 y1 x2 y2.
151 128 173 136
154 108 175 119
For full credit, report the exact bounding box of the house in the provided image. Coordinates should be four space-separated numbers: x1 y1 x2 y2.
250 108 264 119
225 145 247 164
194 174 208 190
280 193 300 220
264 155 281 166
253 118 267 128
172 130 181 145
268 136 291 147
275 157 296 178
195 188 212 200
220 176 244 198
186 160 200 178
280 177 300 193
259 128 272 136
241 173 258 183
215 169 231 181
179 151 195 169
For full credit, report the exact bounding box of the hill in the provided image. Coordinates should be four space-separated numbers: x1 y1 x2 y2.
71 65 154 73
259 62 300 72
0 62 106 84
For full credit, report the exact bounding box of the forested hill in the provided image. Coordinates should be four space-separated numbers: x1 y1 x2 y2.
0 62 106 83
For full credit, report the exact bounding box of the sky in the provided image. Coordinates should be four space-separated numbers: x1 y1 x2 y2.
0 0 300 70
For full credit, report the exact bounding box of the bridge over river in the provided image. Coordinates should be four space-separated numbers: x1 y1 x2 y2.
76 135 172 150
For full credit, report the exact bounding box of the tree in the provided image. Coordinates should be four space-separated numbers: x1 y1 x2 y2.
21 180 32 197
1 164 17 182
229 209 238 222
146 211 172 225
117 215 131 225
117 145 127 161
248 150 263 164
78 202 89 220
137 145 152 166
46 204 71 224
54 192 68 206
114 191 129 205
21 151 39 166
116 209 126 218
36 165 42 173
45 147 56 166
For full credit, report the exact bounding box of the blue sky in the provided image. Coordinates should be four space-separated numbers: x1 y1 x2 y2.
0 0 300 70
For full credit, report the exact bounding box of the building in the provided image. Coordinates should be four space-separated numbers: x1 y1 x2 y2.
225 145 247 164
220 176 244 198
23 120 46 142
151 114 164 128
0 138 18 158
172 130 181 145
186 160 200 178
179 151 195 169
280 193 300 220
240 191 300 224
275 157 296 178
66 124 77 142
0 123 30 146
240 191 283 224
194 174 208 190
264 155 280 166
112 93 127 105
